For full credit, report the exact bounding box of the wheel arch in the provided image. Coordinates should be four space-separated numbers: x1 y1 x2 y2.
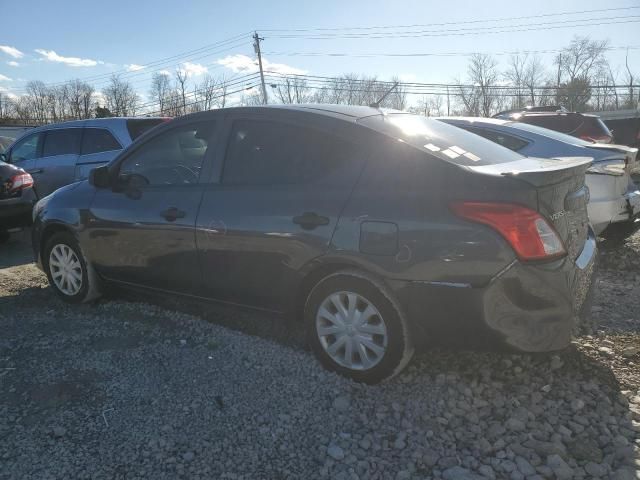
292 257 399 323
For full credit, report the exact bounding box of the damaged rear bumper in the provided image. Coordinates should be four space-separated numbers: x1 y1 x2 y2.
390 228 597 352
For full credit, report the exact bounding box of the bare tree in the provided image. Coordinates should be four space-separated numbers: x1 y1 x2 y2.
624 49 637 109
149 73 171 116
102 75 139 116
456 54 500 116
175 69 188 116
554 36 610 110
274 76 311 104
505 54 528 109
523 56 546 106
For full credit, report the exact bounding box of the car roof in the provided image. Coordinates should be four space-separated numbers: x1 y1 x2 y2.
25 117 168 132
176 104 401 124
437 116 511 126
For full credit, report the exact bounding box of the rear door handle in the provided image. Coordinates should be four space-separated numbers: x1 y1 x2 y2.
161 207 186 222
28 169 43 174
292 212 330 230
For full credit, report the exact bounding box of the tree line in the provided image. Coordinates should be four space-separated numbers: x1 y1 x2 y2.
0 36 636 125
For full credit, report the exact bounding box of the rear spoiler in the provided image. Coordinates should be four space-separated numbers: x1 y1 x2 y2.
465 156 593 187
586 143 639 172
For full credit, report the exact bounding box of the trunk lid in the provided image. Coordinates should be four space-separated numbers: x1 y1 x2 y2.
465 156 592 261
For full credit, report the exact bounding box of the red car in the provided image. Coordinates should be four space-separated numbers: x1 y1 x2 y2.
0 160 36 243
493 106 613 144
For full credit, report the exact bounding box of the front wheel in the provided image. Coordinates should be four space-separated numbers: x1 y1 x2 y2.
305 271 414 384
44 232 101 303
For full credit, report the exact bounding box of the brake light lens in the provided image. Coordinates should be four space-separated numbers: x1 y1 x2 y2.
450 202 566 261
8 172 34 193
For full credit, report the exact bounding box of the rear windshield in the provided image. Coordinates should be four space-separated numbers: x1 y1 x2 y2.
126 119 167 141
507 121 594 146
358 113 523 166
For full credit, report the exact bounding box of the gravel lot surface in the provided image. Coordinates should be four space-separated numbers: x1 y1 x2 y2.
1 228 639 480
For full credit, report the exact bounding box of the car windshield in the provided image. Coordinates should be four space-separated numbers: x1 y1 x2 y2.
359 113 524 165
507 121 594 146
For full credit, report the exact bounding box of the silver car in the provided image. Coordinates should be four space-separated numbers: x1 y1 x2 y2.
439 117 640 235
1 117 169 198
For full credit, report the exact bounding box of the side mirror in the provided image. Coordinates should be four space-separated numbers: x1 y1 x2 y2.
89 165 111 188
0 153 7 163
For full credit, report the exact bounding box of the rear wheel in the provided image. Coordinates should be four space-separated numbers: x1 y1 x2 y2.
305 271 413 384
44 232 101 303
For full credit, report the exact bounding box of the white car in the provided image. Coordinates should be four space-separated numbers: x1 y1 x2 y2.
440 117 640 235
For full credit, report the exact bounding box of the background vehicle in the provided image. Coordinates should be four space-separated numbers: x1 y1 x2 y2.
0 160 36 243
32 105 596 383
493 106 614 144
0 125 34 141
0 136 13 155
2 117 168 198
439 117 639 235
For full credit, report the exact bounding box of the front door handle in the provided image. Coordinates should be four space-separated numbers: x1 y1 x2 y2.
161 207 186 222
28 169 43 174
292 212 330 230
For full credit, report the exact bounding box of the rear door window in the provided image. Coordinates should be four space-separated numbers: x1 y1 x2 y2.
42 128 81 157
81 128 122 155
222 119 364 186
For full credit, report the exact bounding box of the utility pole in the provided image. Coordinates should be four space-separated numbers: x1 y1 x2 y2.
446 85 450 116
253 32 268 105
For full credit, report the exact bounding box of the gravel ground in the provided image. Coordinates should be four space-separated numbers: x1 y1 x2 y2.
0 230 639 480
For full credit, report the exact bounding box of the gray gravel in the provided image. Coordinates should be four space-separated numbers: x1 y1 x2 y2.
0 230 639 479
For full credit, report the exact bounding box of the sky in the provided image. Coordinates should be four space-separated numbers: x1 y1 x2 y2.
1 0 639 107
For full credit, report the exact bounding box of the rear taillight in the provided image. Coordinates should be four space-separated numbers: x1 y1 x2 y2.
8 172 34 193
450 202 566 261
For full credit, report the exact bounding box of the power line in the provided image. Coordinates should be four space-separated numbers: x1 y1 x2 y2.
258 6 640 32
266 17 640 40
11 33 253 93
135 73 260 111
263 72 640 91
261 45 640 59
141 82 261 116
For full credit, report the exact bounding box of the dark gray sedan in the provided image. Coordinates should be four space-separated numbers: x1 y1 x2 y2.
32 105 596 383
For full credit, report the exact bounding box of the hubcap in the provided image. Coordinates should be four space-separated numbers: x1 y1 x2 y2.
49 244 83 296
315 291 388 371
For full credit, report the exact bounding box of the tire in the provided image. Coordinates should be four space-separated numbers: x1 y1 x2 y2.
304 270 414 384
44 232 101 304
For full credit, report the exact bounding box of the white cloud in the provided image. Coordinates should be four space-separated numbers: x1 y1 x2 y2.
0 74 11 81
158 69 171 76
178 61 208 77
7 61 19 67
0 85 18 99
126 64 145 72
217 54 306 76
34 49 102 67
0 45 24 59
398 73 418 82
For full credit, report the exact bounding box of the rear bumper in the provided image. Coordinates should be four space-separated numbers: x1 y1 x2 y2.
391 228 597 352
0 195 35 230
589 185 640 233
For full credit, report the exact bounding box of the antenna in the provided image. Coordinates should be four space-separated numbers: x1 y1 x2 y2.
369 82 399 109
